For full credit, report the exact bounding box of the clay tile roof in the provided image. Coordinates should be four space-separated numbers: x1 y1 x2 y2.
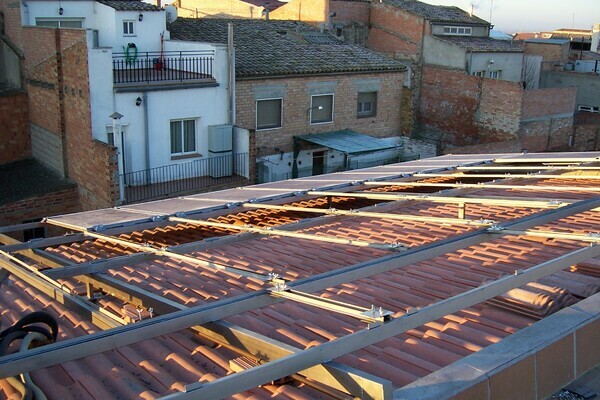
435 35 524 53
384 0 490 25
169 18 407 78
97 0 161 12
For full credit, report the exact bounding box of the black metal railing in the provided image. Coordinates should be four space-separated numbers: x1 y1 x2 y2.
122 153 248 204
113 50 215 84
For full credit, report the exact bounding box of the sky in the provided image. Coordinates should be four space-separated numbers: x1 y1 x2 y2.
418 0 600 34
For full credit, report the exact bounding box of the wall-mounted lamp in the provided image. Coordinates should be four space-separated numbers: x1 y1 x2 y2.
307 105 323 115
59 7 64 15
135 97 142 106
138 13 144 21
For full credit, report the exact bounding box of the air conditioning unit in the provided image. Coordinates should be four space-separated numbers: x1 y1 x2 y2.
208 124 233 178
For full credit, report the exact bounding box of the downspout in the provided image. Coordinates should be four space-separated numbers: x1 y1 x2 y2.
227 23 235 125
143 91 150 182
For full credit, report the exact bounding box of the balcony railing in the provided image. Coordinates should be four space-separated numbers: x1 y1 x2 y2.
121 153 249 204
113 50 215 85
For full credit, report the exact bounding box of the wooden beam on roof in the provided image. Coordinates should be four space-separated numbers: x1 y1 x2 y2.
412 173 600 180
306 191 569 208
0 221 45 234
2 197 599 381
161 243 600 400
363 181 600 193
242 203 496 226
169 217 408 251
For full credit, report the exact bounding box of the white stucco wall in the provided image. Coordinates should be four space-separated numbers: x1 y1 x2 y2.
469 52 524 82
22 0 166 51
423 36 467 69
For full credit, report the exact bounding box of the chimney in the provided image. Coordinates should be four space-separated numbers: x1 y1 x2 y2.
470 4 474 17
156 0 161 8
592 23 600 52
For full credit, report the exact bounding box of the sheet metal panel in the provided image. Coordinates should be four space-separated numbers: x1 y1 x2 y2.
47 209 154 231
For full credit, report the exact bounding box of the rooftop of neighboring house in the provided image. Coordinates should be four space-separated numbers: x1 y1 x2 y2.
96 0 161 11
435 35 523 53
383 0 489 25
169 18 407 78
1 152 600 399
542 28 593 41
525 38 570 45
513 32 542 41
0 159 75 205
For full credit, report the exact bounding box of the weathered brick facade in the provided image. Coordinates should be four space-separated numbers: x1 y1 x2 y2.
0 186 79 229
236 71 405 155
0 92 30 164
524 42 570 62
368 3 425 60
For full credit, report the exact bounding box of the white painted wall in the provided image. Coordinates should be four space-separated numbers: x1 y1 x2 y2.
22 0 167 51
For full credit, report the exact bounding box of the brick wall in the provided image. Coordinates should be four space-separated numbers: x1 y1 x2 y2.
236 71 405 155
0 92 30 164
368 3 424 60
419 66 523 148
522 87 577 120
0 0 24 48
573 124 600 151
0 186 79 228
59 32 119 209
330 0 369 24
524 42 569 62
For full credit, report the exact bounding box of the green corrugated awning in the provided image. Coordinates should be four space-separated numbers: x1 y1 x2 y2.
295 130 398 155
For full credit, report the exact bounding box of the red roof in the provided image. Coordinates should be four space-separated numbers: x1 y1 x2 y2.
1 152 600 399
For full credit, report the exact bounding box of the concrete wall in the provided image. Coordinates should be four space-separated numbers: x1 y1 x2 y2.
423 37 466 70
270 0 328 24
470 52 524 82
395 292 600 400
173 0 265 19
30 124 64 175
540 71 600 109
430 24 488 37
236 71 406 156
0 92 30 165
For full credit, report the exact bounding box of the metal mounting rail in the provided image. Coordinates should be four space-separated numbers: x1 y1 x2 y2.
242 203 496 227
269 283 392 327
169 217 408 252
487 227 600 242
456 165 600 171
43 218 272 282
363 181 600 193
306 191 569 208
412 173 600 180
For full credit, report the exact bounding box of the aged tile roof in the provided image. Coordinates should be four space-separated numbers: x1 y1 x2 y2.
435 35 523 53
97 0 161 12
169 18 407 78
1 152 600 399
550 32 593 41
384 0 489 25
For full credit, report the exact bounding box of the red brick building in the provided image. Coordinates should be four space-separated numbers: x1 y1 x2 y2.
170 18 410 182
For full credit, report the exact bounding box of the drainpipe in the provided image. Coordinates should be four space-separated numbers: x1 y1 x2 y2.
227 23 235 125
143 92 150 183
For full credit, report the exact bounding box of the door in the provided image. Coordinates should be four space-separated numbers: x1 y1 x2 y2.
312 151 325 176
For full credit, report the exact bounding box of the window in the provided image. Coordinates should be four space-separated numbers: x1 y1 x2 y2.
310 94 334 124
35 18 83 28
123 20 135 36
357 92 377 118
170 119 196 155
489 70 502 79
443 26 472 36
472 71 485 77
256 98 282 130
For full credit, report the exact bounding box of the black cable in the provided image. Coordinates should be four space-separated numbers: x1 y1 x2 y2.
0 311 58 356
